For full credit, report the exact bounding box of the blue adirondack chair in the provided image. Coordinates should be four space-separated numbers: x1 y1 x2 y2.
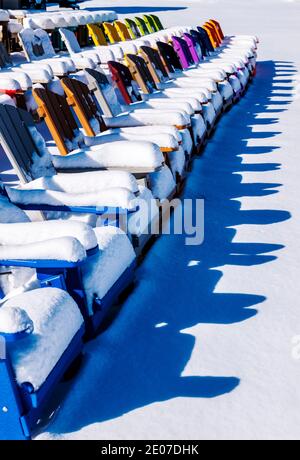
0 222 85 439
0 182 136 338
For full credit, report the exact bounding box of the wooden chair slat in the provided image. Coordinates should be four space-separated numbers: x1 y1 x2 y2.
0 107 30 179
33 88 71 156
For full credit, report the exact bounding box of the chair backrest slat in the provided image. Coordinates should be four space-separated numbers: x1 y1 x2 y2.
0 104 55 183
124 18 141 39
140 46 169 83
157 41 183 73
87 24 107 47
126 54 156 94
0 43 12 68
84 68 122 117
149 14 164 31
108 60 142 105
33 87 75 156
61 77 100 137
114 20 131 41
134 17 149 36
103 22 121 44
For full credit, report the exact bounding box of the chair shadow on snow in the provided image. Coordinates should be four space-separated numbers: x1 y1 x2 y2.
45 61 293 435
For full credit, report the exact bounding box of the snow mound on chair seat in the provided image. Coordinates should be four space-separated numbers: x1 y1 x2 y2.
52 141 164 171
149 165 176 200
0 76 21 92
19 171 139 195
4 288 83 390
191 114 207 144
0 306 34 334
168 145 186 176
127 185 159 237
0 220 97 251
179 128 193 157
81 226 135 314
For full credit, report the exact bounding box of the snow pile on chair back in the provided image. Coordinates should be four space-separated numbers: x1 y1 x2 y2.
82 226 135 314
27 125 57 180
0 10 9 22
3 288 83 390
59 27 82 54
19 29 56 61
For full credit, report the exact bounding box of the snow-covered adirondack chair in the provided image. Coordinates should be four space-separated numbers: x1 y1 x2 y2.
79 68 195 159
59 77 187 188
0 194 86 439
135 41 235 111
31 85 177 201
108 57 217 137
101 21 151 51
146 14 258 50
0 284 84 439
0 42 55 89
17 28 97 76
0 183 136 337
59 26 142 66
0 103 161 252
124 18 142 40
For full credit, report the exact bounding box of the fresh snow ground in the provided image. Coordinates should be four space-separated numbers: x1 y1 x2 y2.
1 0 300 441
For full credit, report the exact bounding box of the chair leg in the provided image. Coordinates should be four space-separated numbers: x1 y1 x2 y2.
0 356 29 440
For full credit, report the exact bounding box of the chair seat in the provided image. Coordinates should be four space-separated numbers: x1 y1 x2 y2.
4 287 83 391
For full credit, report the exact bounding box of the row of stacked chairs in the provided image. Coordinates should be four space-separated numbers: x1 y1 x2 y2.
0 10 258 440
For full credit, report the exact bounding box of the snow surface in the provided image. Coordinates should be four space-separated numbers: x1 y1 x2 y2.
0 0 299 441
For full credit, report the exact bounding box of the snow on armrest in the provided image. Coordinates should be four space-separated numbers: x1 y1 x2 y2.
52 141 164 173
17 170 139 195
104 110 190 129
0 236 86 264
40 58 75 76
117 125 182 143
0 71 32 91
70 54 97 69
94 47 117 64
142 99 194 116
7 186 138 212
0 307 34 338
0 76 21 92
0 221 97 251
103 44 124 61
84 132 179 150
11 67 52 84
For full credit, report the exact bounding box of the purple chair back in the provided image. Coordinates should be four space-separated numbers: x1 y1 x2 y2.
183 33 202 64
171 36 195 69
